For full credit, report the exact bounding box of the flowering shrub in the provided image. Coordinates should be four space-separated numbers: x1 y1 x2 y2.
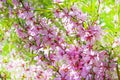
0 0 119 80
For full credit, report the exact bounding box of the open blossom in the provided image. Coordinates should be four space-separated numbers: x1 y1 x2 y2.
0 1 2 8
112 37 120 48
12 0 19 9
53 0 64 3
16 28 28 38
81 25 102 44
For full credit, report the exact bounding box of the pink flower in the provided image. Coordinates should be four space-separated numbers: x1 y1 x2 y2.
0 1 2 8
81 67 89 78
112 37 120 48
12 0 19 8
24 2 34 11
16 28 28 38
81 25 102 44
0 0 6 3
54 9 61 18
53 0 64 3
28 26 39 36
9 7 14 17
34 35 41 47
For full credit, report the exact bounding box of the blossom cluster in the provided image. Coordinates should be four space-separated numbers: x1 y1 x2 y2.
0 50 46 80
0 0 117 80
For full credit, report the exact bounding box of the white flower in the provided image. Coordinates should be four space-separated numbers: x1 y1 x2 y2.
104 6 111 13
